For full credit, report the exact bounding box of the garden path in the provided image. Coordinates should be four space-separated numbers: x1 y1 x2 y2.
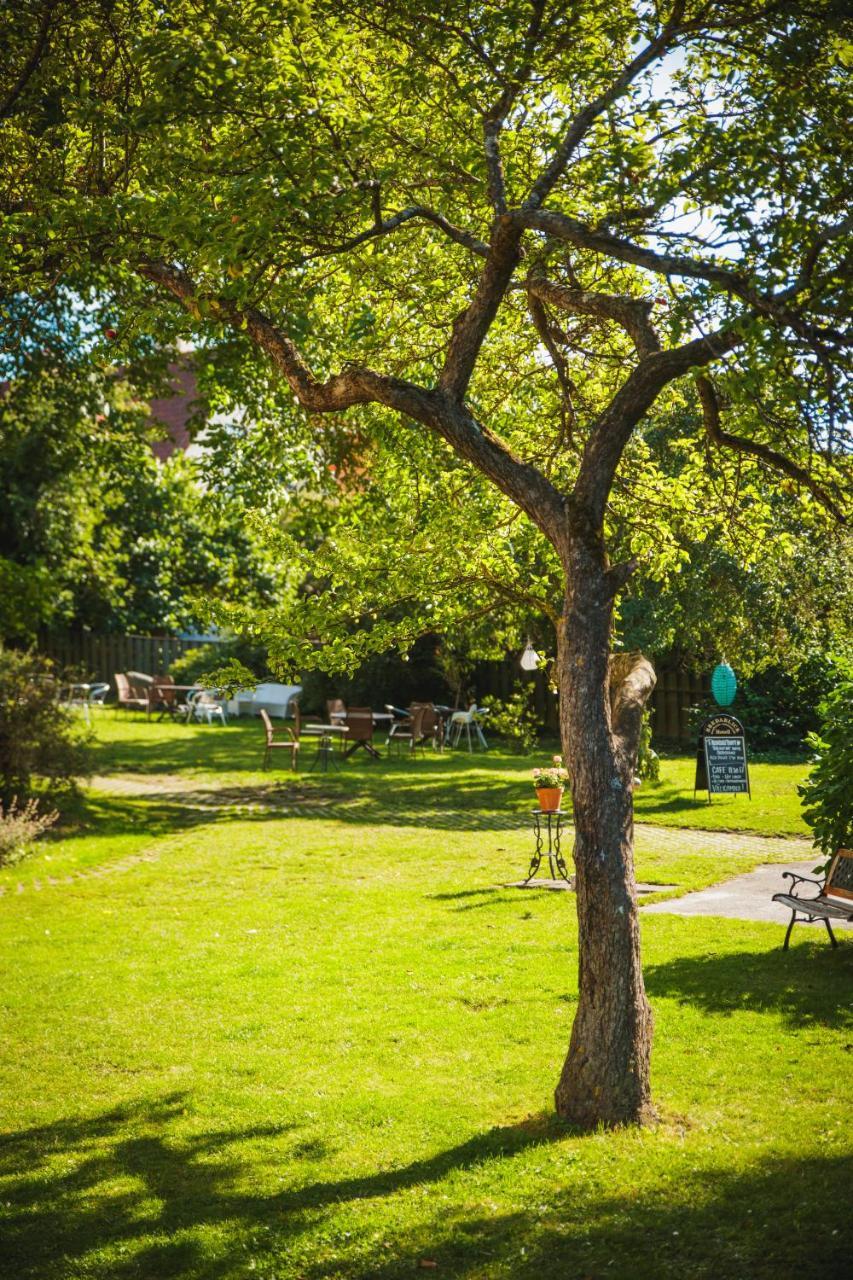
1 774 816 909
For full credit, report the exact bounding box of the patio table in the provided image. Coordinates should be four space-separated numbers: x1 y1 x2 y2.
61 682 92 723
148 683 198 720
302 723 349 772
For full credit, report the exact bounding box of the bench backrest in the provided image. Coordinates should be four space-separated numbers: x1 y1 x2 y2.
825 849 853 902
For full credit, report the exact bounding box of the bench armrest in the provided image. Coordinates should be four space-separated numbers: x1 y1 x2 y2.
781 870 823 897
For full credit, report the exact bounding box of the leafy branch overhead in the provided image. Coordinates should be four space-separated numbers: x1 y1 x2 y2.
1 0 849 567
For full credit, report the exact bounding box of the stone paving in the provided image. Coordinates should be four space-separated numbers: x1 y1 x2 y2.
642 859 852 929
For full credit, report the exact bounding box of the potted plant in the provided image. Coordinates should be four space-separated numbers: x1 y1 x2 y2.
533 755 569 812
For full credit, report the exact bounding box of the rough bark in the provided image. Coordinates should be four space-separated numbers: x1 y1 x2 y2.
553 529 657 1128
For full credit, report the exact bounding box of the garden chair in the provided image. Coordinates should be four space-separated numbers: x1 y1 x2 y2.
415 702 444 752
342 707 379 759
188 689 228 725
149 673 179 719
387 704 428 757
448 703 490 751
772 849 853 948
89 682 110 706
59 682 92 724
260 708 299 771
114 673 148 716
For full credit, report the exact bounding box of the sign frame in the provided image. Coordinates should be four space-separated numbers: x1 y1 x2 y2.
694 713 751 803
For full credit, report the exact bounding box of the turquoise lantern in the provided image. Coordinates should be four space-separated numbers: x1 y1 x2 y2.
711 662 737 707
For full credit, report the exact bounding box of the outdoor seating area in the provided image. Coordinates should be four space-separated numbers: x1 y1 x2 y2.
75 675 493 764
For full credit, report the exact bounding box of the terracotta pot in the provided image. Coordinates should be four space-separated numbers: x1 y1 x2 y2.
535 785 564 812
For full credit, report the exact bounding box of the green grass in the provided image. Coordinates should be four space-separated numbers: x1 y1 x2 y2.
83 712 811 835
1 715 849 1279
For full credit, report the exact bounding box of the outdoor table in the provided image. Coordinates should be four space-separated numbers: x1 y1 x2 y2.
331 711 393 761
149 683 198 720
303 724 349 771
61 683 92 722
524 809 572 885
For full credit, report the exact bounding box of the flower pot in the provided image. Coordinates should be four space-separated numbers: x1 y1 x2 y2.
535 786 563 812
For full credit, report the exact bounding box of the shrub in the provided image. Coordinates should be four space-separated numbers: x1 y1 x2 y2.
798 676 853 868
0 648 90 808
167 644 225 686
0 797 58 867
486 685 539 755
637 710 660 783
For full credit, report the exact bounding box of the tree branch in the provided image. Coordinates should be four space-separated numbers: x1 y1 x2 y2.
482 0 547 213
299 204 489 262
514 208 851 346
524 1 686 210
138 258 567 540
437 213 523 400
527 276 661 357
695 374 847 523
609 652 656 763
0 3 54 121
573 324 745 527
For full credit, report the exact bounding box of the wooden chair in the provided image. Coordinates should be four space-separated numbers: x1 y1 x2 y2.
114 672 148 716
772 848 853 948
326 698 347 723
342 707 379 759
387 704 428 757
149 673 178 719
260 708 299 770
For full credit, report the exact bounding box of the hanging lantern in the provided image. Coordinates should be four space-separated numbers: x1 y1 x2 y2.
520 641 540 672
711 662 737 707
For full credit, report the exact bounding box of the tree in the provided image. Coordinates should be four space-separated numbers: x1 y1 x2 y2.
2 0 850 1127
0 298 284 638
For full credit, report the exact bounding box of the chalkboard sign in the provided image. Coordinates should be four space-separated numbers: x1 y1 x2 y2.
694 714 750 801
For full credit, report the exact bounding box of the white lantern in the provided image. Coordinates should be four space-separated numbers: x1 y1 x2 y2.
520 641 540 672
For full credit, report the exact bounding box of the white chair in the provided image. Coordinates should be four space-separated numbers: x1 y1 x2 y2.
60 683 92 724
89 683 110 706
188 689 228 725
448 703 489 751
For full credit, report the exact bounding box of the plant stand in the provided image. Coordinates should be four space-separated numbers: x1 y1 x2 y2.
524 809 572 885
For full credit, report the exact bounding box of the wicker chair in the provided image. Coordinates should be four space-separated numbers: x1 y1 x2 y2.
387 704 428 757
342 707 379 759
114 673 148 716
260 708 299 770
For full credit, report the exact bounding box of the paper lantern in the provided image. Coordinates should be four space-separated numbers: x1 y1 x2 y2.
520 642 540 672
711 662 737 707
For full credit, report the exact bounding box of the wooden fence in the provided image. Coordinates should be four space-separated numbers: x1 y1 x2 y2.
476 658 709 746
34 631 216 686
31 631 708 745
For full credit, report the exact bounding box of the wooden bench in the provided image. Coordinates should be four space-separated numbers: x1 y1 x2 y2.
772 848 853 949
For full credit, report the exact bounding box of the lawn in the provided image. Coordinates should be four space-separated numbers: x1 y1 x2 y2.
1 715 849 1279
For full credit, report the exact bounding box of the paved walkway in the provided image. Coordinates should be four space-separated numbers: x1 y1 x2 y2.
642 860 852 929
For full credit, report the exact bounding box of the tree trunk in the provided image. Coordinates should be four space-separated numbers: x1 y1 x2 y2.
553 535 657 1128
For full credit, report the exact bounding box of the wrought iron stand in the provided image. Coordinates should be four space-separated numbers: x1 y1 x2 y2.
525 809 572 884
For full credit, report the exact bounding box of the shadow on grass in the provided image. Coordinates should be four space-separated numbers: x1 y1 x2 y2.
0 1095 564 1280
298 1151 852 1280
1 1094 849 1279
645 943 853 1030
83 778 544 835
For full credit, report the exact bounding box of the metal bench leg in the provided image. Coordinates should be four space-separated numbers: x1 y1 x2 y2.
783 910 797 950
824 917 838 948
